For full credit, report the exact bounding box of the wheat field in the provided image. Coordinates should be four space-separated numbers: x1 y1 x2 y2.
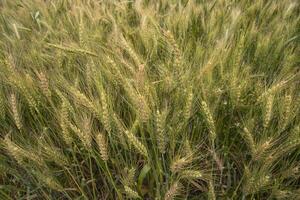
0 0 299 199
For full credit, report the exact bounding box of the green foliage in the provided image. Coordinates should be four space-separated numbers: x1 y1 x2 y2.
0 0 299 199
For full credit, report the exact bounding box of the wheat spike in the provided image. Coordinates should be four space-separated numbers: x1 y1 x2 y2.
181 170 203 179
201 100 216 143
4 135 25 165
42 145 68 166
242 127 256 155
244 173 270 194
70 87 100 118
101 89 111 133
258 78 291 102
156 110 167 153
282 94 292 128
253 139 272 161
69 123 91 149
164 181 181 200
96 133 109 161
47 43 98 57
86 59 94 89
121 36 142 66
78 10 86 48
9 77 37 113
184 88 193 122
124 130 148 157
4 135 43 165
37 71 51 98
136 94 150 123
33 170 63 191
60 99 73 145
264 94 274 128
124 185 141 199
163 30 182 69
0 91 5 120
171 157 191 173
10 93 22 130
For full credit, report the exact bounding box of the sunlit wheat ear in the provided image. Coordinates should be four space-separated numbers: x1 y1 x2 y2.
163 30 182 69
96 133 108 161
135 64 145 91
136 94 150 122
253 138 272 161
164 181 181 200
24 74 38 111
47 43 97 57
244 170 270 195
124 130 148 158
208 179 216 200
124 185 141 199
78 10 86 48
181 170 203 179
41 144 68 167
4 135 43 165
230 76 242 104
10 93 22 130
69 123 91 149
12 78 37 114
0 91 5 120
241 127 256 155
263 94 274 128
106 55 124 83
33 170 63 191
100 89 111 133
125 167 136 185
201 100 216 144
156 110 167 153
70 87 99 118
37 71 51 98
60 100 73 145
282 94 291 128
4 135 25 165
86 59 94 89
184 88 193 122
170 156 192 173
120 36 142 66
258 78 291 102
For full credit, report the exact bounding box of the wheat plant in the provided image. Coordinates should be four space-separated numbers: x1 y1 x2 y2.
0 0 299 199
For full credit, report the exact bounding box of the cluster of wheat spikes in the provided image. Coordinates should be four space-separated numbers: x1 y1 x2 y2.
0 0 299 199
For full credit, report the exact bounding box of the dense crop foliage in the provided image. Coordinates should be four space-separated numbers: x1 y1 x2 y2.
0 0 299 199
